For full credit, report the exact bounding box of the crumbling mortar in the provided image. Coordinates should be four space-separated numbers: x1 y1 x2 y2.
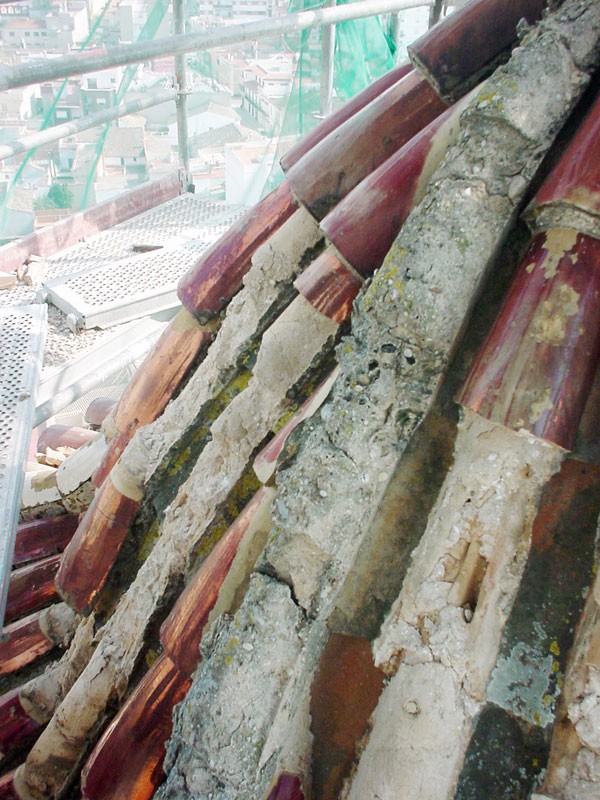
157 574 311 799
541 1 600 71
98 275 335 613
18 291 342 797
322 427 359 473
346 407 563 797
117 207 323 495
255 563 309 620
132 300 281 490
18 2 600 796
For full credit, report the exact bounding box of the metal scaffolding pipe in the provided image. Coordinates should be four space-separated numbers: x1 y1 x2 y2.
319 0 336 118
390 11 402 61
0 88 177 162
0 0 432 91
173 0 191 182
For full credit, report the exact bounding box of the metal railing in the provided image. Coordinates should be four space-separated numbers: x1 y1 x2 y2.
0 0 431 90
0 88 178 162
0 0 433 172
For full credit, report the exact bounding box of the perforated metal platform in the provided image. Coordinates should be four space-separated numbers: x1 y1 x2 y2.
0 304 47 627
34 312 173 425
40 196 245 329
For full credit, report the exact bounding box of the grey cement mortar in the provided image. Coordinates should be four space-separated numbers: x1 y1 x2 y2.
346 661 469 800
528 205 600 242
159 2 600 796
374 411 562 678
18 293 338 796
265 0 597 621
39 603 78 648
19 614 96 726
121 206 322 489
542 566 600 800
347 411 561 798
13 1 600 795
157 574 311 800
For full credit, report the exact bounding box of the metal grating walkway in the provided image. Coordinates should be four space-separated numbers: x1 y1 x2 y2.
39 196 246 329
34 312 173 425
0 304 47 628
40 193 245 285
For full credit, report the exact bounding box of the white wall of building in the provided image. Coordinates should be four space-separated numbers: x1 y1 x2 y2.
225 140 276 206
196 0 285 17
83 68 123 91
395 7 430 59
166 107 240 145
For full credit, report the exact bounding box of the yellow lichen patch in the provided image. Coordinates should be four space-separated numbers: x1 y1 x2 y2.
453 230 470 255
186 468 262 577
165 368 254 481
542 693 555 708
271 404 300 436
540 228 579 279
219 635 240 667
225 470 262 521
531 283 580 346
530 388 554 424
145 649 160 668
549 639 560 656
225 368 253 398
187 518 228 575
138 518 161 563
391 248 409 263
475 86 502 107
172 307 218 334
383 261 407 295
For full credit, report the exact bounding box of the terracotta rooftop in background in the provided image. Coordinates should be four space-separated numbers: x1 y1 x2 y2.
1 1 600 799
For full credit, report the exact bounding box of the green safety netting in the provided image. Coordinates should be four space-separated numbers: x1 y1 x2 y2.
259 0 396 198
